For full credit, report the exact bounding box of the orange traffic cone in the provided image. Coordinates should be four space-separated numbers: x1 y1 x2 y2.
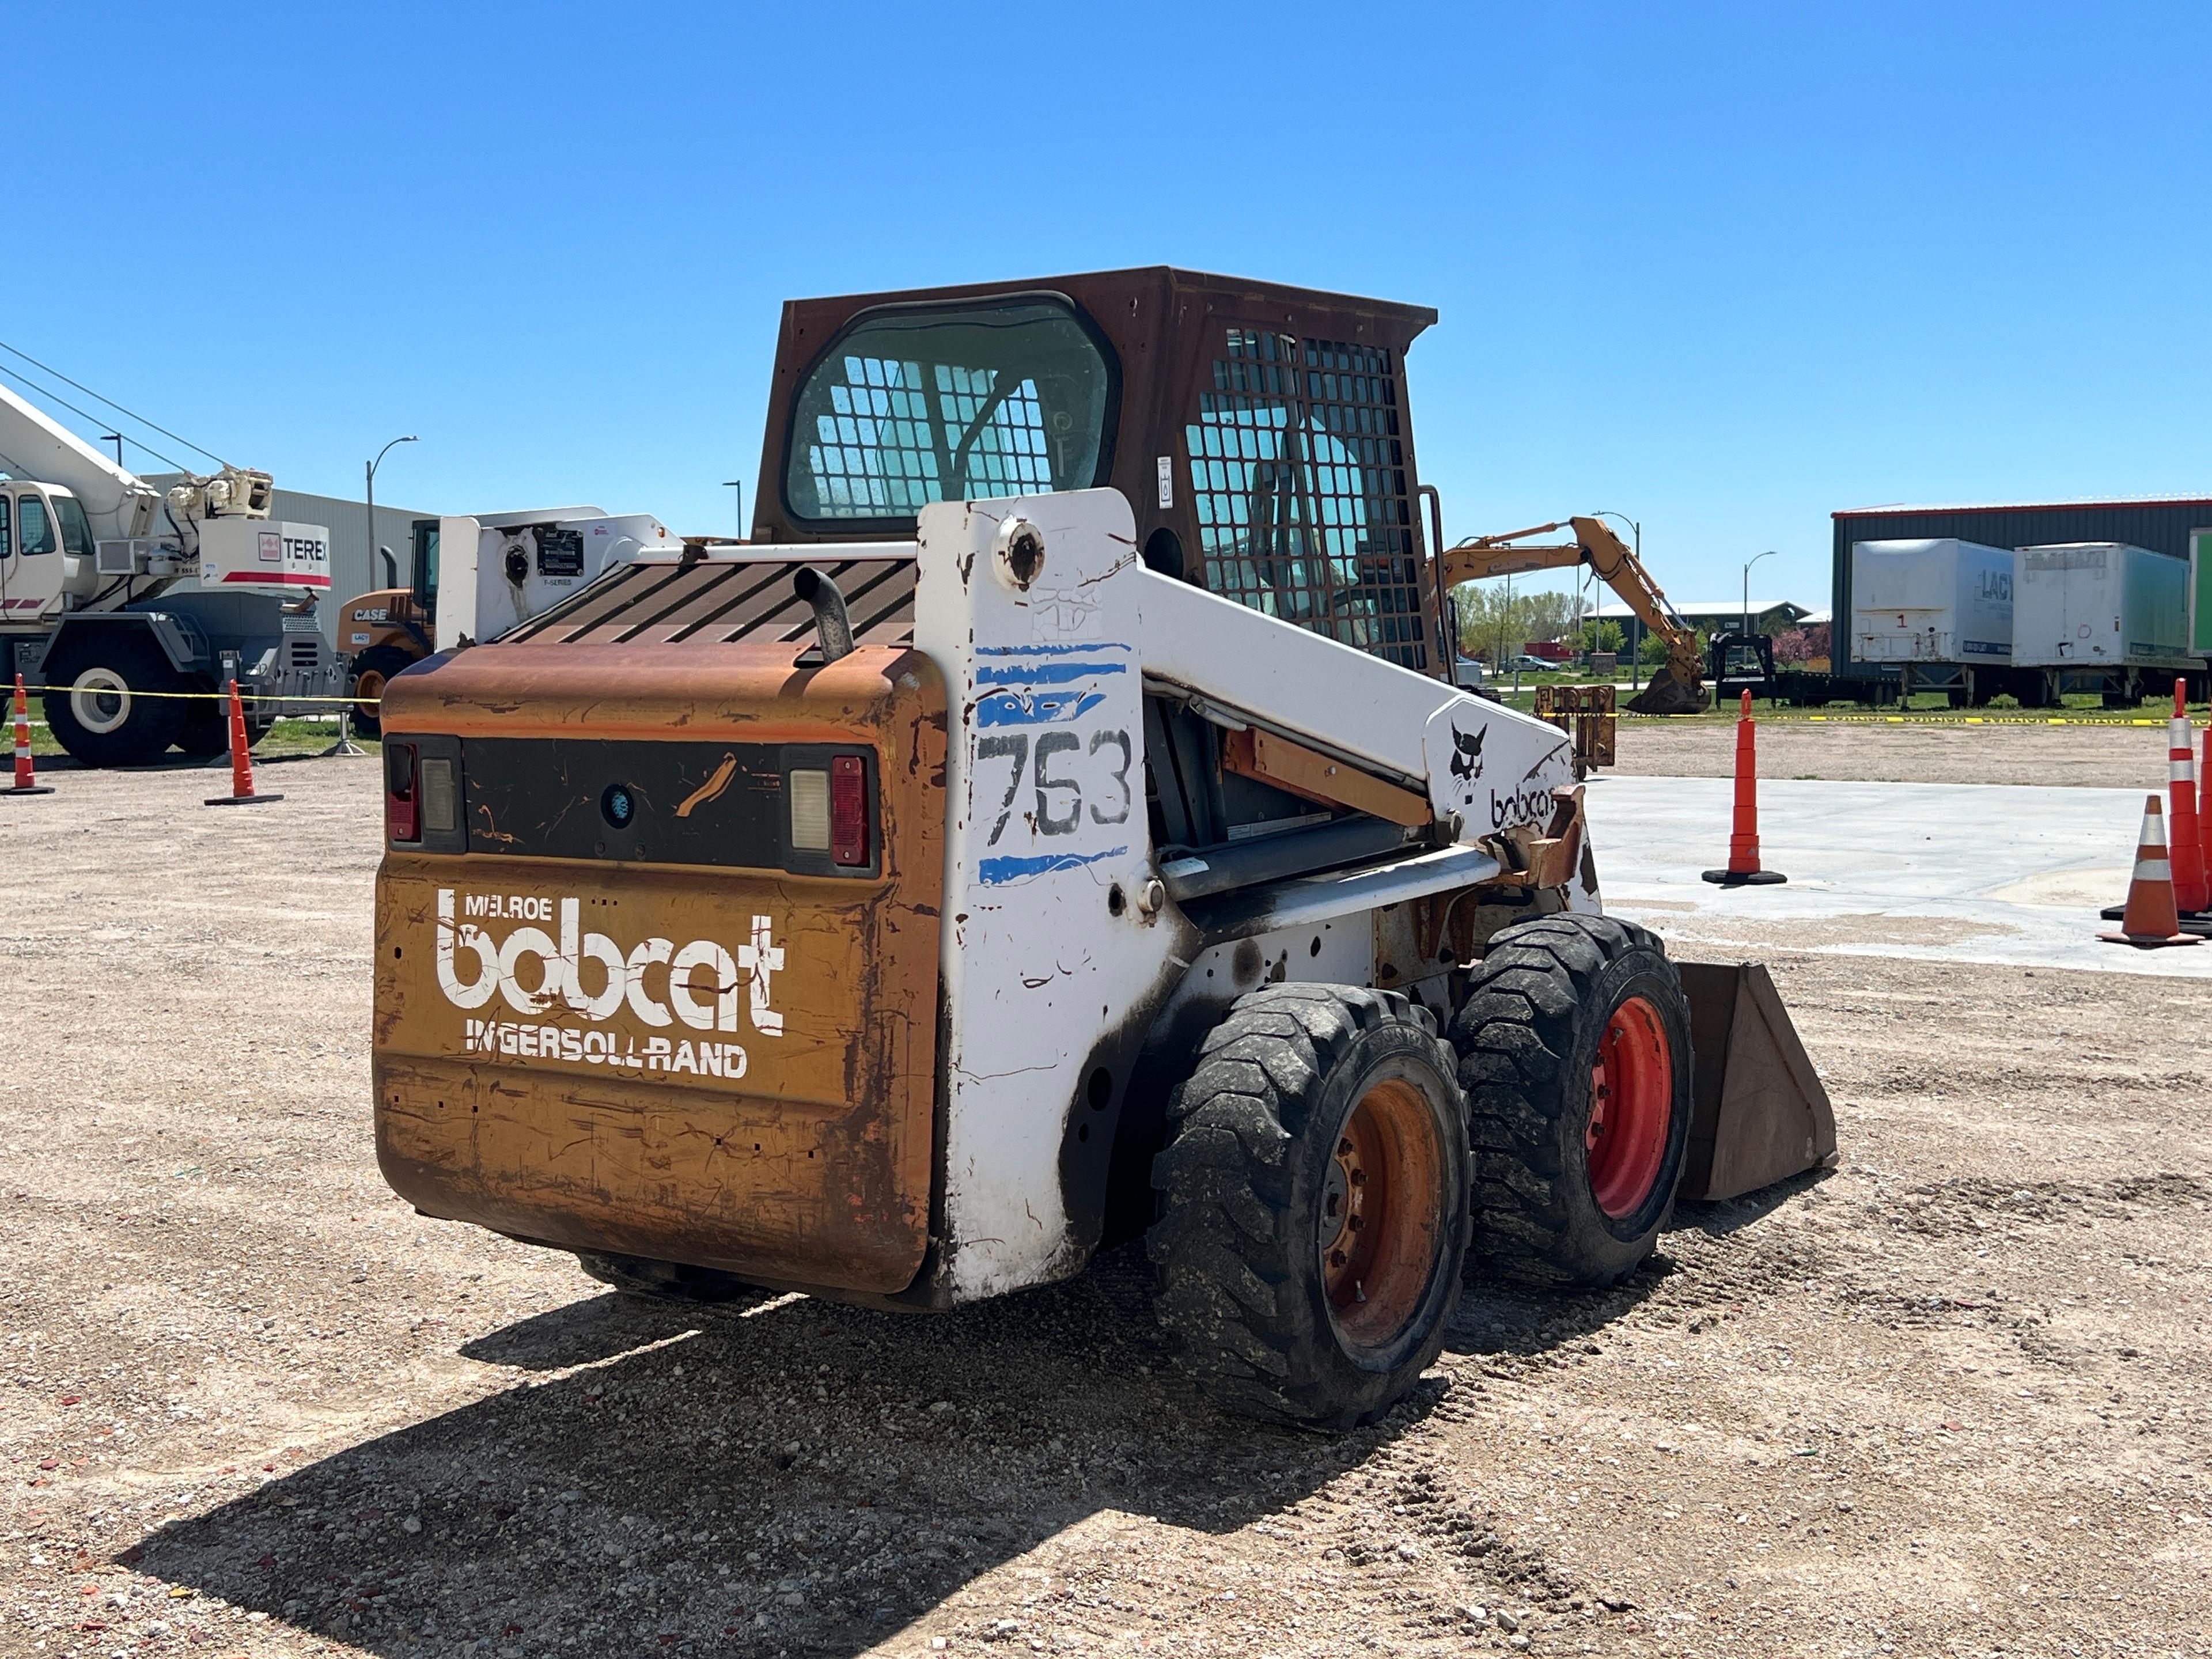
3 673 54 797
1703 689 1785 886
2183 687 2212 915
2100 794 2200 948
203 680 282 807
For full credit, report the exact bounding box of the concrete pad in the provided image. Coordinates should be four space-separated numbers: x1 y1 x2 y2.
1588 775 2212 978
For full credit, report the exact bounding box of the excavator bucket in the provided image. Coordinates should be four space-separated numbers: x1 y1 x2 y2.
1676 961 1837 1201
1624 664 1711 717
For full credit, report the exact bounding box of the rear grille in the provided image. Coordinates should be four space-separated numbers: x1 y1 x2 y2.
505 555 916 651
287 638 323 668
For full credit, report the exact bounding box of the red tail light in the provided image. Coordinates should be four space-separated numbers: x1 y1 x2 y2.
385 741 419 843
831 753 868 866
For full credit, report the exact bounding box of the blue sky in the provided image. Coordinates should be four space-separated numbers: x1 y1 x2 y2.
8 2 2209 607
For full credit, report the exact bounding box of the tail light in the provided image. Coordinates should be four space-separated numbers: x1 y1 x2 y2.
831 754 868 866
385 741 419 843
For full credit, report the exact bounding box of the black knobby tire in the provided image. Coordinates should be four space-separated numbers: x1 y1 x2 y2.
346 645 416 739
1450 914 1694 1288
1147 984 1472 1430
41 634 188 766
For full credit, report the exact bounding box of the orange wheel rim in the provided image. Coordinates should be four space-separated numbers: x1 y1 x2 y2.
355 669 386 710
1586 995 1673 1219
1319 1076 1445 1350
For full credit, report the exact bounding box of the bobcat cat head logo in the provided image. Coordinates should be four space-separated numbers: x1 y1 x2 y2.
1449 724 1486 782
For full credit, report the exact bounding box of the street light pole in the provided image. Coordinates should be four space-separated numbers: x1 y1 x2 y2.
367 435 418 592
334 435 420 760
722 479 745 540
1743 549 1778 639
1590 509 1641 690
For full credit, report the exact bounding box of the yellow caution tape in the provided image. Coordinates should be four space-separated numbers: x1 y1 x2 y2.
10 683 376 707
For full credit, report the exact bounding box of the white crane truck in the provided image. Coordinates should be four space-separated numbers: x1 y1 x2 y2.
0 378 339 765
370 271 1832 1427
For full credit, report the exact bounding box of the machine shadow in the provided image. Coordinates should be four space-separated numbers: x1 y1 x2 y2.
124 1245 1448 1658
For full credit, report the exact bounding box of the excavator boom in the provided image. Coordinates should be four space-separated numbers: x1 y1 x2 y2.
1438 515 1710 715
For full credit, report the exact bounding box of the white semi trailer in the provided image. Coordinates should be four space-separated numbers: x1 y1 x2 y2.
0 379 340 766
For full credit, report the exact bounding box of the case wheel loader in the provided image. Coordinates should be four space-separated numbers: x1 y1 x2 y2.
371 270 1832 1429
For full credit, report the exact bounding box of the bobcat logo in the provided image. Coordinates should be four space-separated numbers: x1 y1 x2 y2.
1448 724 1487 783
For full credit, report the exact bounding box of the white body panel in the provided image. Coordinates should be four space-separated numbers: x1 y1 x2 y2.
905 489 1584 1300
196 517 332 592
914 490 1164 1298
435 512 680 652
1851 538 2014 664
2013 542 2192 669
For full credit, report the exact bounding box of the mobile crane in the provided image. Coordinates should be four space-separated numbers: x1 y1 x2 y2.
0 378 339 765
371 270 1831 1428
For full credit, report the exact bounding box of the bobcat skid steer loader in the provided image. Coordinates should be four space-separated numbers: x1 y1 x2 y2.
372 272 1832 1427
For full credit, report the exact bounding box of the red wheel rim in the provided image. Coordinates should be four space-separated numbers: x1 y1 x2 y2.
1319 1077 1445 1350
1586 995 1672 1219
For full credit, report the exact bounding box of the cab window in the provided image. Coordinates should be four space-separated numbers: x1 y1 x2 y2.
16 495 55 555
783 297 1117 525
53 495 94 558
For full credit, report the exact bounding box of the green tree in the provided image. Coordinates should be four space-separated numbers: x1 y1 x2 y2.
1581 619 1624 654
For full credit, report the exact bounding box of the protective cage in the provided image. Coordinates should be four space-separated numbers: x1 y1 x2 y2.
750 267 1449 677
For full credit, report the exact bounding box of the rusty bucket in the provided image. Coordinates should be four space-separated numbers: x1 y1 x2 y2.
1675 961 1836 1202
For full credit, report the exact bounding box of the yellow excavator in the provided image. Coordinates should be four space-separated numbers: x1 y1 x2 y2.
1441 514 1711 716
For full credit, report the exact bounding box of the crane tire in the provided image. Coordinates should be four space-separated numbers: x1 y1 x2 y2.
41 635 188 767
1148 983 1471 1430
1449 914 1693 1289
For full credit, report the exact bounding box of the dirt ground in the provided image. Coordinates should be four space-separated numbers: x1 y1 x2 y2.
1609 717 2194 790
4 740 2208 1659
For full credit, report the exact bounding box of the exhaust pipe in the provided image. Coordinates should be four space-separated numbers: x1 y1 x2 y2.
793 567 855 664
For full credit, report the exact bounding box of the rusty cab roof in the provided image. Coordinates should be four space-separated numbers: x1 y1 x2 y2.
748 268 1446 676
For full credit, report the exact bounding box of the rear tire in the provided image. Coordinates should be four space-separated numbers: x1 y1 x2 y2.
1450 915 1692 1287
1148 984 1471 1430
41 635 187 767
346 645 415 740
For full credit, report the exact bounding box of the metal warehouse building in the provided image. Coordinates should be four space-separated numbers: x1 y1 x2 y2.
1831 495 2212 677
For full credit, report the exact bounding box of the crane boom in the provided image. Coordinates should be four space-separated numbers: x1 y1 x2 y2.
1438 514 1710 715
0 380 160 541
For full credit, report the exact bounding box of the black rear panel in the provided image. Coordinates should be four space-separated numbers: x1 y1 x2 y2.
448 737 879 878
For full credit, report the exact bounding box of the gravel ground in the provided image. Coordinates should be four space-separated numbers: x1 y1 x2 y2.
4 744 2208 1659
1609 717 2197 789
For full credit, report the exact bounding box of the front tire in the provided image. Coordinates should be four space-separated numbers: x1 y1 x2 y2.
346 645 416 739
1148 984 1472 1430
1450 915 1693 1287
41 637 187 767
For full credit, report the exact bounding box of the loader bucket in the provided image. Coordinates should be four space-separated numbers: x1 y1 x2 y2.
1675 960 1836 1202
1623 665 1711 717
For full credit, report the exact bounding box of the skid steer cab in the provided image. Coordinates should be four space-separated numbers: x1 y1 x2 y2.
373 272 1829 1428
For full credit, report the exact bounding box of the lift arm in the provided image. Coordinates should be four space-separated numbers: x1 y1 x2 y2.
1437 514 1710 715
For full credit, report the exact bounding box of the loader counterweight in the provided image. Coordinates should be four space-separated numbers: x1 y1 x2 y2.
372 642 948 1297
